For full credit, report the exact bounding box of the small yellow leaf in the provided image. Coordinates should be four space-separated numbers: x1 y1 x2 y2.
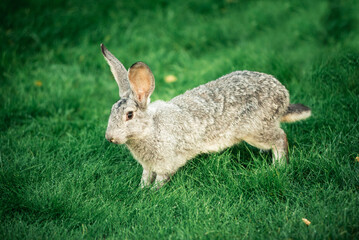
104 35 111 42
302 218 311 226
34 81 43 87
164 75 177 83
356 156 359 162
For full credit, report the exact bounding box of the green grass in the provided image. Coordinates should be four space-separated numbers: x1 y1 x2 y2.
1 0 359 239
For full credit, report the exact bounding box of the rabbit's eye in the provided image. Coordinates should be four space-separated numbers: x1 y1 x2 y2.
126 111 134 121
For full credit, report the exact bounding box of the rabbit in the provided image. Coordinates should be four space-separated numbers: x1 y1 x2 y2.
100 44 311 189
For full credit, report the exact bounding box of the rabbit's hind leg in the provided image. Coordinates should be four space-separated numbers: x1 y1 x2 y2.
270 128 289 165
243 127 288 165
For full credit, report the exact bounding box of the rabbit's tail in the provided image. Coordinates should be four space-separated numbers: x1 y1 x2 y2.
281 104 311 123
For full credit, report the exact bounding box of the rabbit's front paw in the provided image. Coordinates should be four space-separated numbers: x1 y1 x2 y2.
140 169 156 188
152 174 170 190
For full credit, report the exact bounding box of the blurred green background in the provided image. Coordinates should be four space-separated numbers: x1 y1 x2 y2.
1 0 359 239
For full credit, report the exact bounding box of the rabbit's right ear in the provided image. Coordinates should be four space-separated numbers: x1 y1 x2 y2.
101 44 131 98
128 62 155 109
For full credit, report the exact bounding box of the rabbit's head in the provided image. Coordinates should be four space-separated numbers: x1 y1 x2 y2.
101 44 155 144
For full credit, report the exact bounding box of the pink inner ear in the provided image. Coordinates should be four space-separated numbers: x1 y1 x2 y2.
128 63 154 105
137 91 145 102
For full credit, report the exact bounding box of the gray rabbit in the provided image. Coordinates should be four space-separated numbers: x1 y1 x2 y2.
101 44 311 189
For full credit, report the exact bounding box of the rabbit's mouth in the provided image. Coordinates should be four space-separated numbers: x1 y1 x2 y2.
108 138 126 145
110 134 136 145
105 133 127 145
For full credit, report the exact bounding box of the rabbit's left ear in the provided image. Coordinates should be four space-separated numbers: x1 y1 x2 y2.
100 44 131 98
128 62 155 109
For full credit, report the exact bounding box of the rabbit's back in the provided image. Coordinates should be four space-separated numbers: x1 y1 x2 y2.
171 71 289 121
168 71 289 152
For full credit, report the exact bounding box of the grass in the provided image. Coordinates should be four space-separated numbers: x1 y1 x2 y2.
1 0 359 239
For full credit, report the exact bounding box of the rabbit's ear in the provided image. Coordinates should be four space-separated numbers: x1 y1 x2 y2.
128 62 155 109
101 44 131 98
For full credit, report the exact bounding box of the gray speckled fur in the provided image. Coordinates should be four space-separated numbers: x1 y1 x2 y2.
101 44 311 189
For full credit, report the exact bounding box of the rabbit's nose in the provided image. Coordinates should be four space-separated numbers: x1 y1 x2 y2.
105 133 114 143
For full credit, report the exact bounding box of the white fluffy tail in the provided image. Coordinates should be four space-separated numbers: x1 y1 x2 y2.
281 104 311 123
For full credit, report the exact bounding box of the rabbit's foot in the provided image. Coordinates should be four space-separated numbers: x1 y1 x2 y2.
140 169 156 188
152 174 170 190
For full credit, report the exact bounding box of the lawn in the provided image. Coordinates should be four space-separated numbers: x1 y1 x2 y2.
1 0 359 239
